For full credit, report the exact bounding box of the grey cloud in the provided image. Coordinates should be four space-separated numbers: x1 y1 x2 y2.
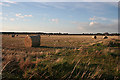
78 22 118 33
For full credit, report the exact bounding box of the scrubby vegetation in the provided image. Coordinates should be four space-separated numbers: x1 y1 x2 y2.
2 35 120 80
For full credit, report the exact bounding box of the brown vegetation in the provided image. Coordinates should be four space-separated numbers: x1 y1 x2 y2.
2 34 120 80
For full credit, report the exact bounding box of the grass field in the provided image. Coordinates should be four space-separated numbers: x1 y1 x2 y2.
2 34 120 80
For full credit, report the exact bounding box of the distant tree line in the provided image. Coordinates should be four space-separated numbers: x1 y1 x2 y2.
1 32 120 36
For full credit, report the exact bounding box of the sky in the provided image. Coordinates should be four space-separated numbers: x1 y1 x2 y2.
1 0 119 2
0 1 119 33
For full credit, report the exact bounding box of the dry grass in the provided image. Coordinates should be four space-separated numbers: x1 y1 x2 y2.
2 34 120 79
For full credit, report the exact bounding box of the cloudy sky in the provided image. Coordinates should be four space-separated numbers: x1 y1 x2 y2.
0 1 119 33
